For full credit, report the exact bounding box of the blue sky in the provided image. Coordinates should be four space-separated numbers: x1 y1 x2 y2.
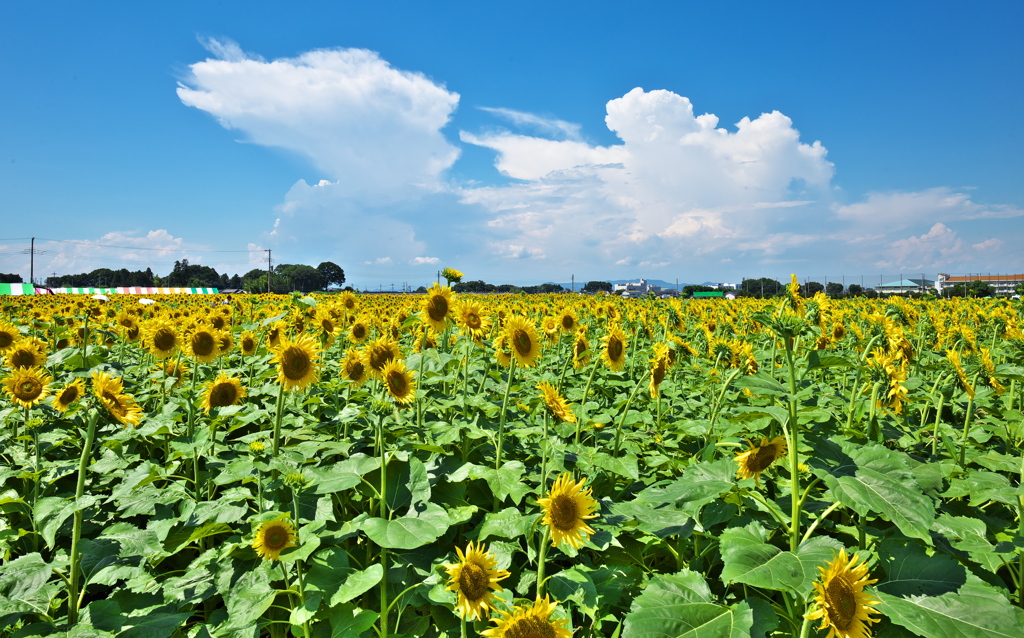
2 1 1022 289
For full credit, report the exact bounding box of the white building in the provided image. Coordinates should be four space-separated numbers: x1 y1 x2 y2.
613 279 661 294
936 273 1024 296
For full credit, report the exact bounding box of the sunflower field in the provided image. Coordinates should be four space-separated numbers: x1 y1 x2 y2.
2 279 1024 638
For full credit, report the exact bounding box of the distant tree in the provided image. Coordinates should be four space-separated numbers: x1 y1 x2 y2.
964 280 995 297
864 289 879 299
415 286 427 293
454 280 495 293
1016 282 1024 296
805 281 825 295
847 283 864 296
583 281 612 293
0 272 23 283
275 264 323 292
165 259 221 288
247 274 294 294
682 284 717 298
741 278 782 298
825 282 844 296
317 261 346 289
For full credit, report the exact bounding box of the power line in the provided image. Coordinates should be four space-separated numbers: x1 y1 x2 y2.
35 238 256 253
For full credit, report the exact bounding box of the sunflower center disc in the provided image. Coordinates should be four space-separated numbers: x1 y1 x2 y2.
428 296 448 321
265 526 288 551
0 333 12 348
387 370 406 395
550 494 579 531
607 338 623 361
60 388 77 403
825 573 856 629
19 381 40 398
194 332 215 356
154 329 176 352
283 347 310 380
12 352 35 367
513 330 532 356
347 361 364 380
458 562 490 601
353 325 366 339
750 445 778 473
211 384 236 407
505 616 557 638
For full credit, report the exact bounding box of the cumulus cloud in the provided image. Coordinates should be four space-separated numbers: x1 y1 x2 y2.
460 87 835 274
410 256 440 265
178 40 460 201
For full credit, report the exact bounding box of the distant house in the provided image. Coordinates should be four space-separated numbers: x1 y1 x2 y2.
613 279 662 295
875 278 935 294
936 273 1024 296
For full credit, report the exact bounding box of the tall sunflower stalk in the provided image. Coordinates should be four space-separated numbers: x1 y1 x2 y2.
67 410 100 626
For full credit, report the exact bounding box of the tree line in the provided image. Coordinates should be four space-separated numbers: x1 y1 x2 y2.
39 260 345 293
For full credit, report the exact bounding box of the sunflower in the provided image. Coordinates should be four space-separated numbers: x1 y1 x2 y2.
52 378 85 413
315 308 338 343
805 548 882 638
538 381 576 423
600 324 627 372
6 337 47 369
538 473 599 549
334 349 365 388
159 358 189 388
91 370 143 427
382 359 417 406
946 349 975 398
271 333 320 391
349 315 371 343
441 267 464 285
252 517 298 561
143 319 179 359
734 436 788 485
202 372 247 414
265 320 287 350
2 367 52 408
558 308 577 333
0 320 20 351
365 336 400 378
649 342 671 398
239 331 258 356
457 301 490 340
422 283 454 332
443 541 510 621
338 290 358 313
505 315 541 368
186 327 221 363
480 595 572 638
493 332 512 368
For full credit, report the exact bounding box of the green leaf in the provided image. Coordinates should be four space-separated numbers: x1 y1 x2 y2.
222 563 277 632
34 495 97 550
327 603 379 638
719 522 803 595
805 351 857 373
610 501 694 539
809 438 934 543
622 570 754 638
547 567 599 616
361 502 449 549
118 604 192 638
735 373 790 397
878 540 967 597
475 507 537 543
793 535 845 597
0 552 52 603
879 574 1024 638
310 453 380 495
944 470 1017 508
634 458 735 517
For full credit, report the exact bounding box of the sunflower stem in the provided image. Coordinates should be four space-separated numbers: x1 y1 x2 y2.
495 357 517 478
958 375 980 468
866 382 882 443
784 341 801 553
613 370 650 457
536 526 551 598
379 546 389 638
576 357 601 445
931 392 946 457
272 381 285 457
68 409 100 626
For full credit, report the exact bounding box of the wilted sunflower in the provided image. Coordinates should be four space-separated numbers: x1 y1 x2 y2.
382 359 417 405
364 336 400 377
2 367 52 409
443 541 510 621
600 324 628 372
0 320 20 351
271 333 320 391
202 372 247 414
91 370 143 427
505 315 541 367
6 337 47 369
572 329 591 369
537 380 576 423
52 378 85 413
186 327 221 363
143 319 179 359
239 331 258 356
805 548 882 638
480 595 572 638
649 342 671 398
734 436 788 485
422 283 454 332
538 473 599 549
252 517 298 561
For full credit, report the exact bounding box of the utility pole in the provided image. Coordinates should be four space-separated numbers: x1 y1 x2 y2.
266 249 272 294
30 237 34 286
571 274 574 293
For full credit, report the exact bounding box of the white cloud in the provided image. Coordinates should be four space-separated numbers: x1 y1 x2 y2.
834 187 1024 229
478 107 583 140
410 256 440 265
178 40 460 201
876 223 966 270
460 87 834 274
